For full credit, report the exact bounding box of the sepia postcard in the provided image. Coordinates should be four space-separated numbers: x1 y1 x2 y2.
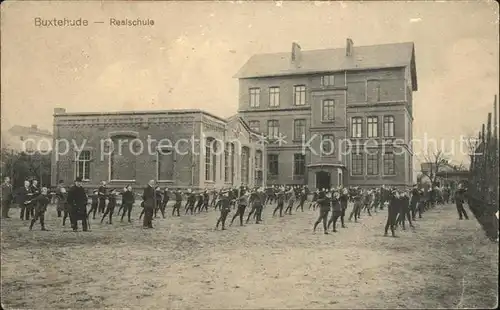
0 1 498 309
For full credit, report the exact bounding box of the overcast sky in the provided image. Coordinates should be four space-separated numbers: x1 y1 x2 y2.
1 1 499 167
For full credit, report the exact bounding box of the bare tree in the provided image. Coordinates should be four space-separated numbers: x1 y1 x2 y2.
463 134 482 170
420 150 450 186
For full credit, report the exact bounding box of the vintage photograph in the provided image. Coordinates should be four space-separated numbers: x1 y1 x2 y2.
1 1 499 309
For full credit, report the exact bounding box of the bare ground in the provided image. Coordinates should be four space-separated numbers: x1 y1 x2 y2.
1 202 498 309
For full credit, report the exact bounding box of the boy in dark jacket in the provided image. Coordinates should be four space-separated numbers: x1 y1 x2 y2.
27 187 51 231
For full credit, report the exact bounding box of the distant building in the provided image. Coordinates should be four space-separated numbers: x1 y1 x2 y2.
51 108 265 189
235 39 417 189
420 162 469 188
2 124 52 153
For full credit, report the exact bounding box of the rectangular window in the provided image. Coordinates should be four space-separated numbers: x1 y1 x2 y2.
383 115 395 137
367 80 381 103
367 116 378 138
75 150 91 181
351 152 364 176
383 152 395 175
351 117 363 138
267 120 279 138
157 147 174 181
293 85 306 106
367 151 379 175
321 134 335 156
322 99 335 122
293 154 306 176
294 119 306 141
269 87 280 107
249 120 260 133
249 88 261 108
268 154 279 175
321 75 335 86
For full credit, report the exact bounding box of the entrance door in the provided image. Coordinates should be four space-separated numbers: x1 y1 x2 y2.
315 171 331 190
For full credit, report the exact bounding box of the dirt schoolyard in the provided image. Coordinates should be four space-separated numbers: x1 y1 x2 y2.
1 202 498 309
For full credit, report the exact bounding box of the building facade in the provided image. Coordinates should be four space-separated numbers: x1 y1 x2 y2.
51 108 265 190
235 39 418 189
2 124 52 153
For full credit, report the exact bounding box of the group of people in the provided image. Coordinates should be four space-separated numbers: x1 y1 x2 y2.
0 176 470 236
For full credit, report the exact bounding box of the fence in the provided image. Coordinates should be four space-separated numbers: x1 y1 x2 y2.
467 95 499 241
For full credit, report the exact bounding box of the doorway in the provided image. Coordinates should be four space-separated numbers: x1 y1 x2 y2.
316 171 331 190
338 170 343 187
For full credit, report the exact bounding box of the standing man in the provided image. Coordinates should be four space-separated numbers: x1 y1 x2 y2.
284 187 296 215
339 187 349 229
29 180 41 219
454 184 469 220
142 180 156 229
120 185 135 223
215 192 231 230
67 177 89 232
409 184 420 221
1 177 13 219
97 181 107 214
384 189 400 237
172 189 182 217
18 180 32 220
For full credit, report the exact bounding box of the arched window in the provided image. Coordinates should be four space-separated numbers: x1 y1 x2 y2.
241 146 250 185
109 134 138 181
224 142 235 184
205 138 218 182
157 146 174 181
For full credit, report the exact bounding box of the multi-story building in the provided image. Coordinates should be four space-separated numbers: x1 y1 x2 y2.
51 108 265 190
235 39 418 189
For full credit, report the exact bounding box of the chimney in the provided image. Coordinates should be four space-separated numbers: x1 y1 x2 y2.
54 108 66 114
346 38 354 57
31 124 37 130
291 42 302 66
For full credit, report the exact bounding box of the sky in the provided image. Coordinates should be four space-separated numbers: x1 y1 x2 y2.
1 1 499 170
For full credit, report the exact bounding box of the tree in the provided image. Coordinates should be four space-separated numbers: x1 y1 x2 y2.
420 150 450 186
0 147 51 188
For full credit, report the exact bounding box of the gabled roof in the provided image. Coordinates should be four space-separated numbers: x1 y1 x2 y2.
234 42 418 91
8 125 52 137
226 114 259 136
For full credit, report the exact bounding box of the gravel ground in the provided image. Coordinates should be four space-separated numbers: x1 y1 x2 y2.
1 202 498 309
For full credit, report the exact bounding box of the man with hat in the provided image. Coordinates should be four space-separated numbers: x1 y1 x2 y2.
142 180 156 228
454 184 469 220
67 177 89 232
384 188 400 237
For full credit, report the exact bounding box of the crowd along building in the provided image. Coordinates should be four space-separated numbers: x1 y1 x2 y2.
235 39 418 189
